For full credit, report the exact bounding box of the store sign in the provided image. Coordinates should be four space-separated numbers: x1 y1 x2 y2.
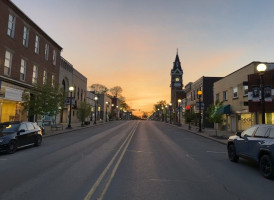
5 87 22 101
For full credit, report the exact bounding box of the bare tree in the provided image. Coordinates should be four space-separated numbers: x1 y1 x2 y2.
90 83 108 94
109 86 123 97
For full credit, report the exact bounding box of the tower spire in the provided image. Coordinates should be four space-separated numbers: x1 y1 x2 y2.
176 48 178 55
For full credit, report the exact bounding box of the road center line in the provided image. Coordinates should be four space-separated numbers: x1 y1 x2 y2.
83 122 139 200
98 122 138 200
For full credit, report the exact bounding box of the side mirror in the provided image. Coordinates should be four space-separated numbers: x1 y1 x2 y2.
18 129 26 133
236 131 241 137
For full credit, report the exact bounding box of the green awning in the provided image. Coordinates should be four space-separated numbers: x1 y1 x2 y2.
217 105 230 114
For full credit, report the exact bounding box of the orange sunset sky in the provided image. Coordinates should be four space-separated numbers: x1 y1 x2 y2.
12 0 274 116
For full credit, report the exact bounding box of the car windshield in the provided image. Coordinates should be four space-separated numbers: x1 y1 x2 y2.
0 123 20 133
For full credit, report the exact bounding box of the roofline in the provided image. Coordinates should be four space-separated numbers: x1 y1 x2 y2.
222 61 274 78
7 0 62 50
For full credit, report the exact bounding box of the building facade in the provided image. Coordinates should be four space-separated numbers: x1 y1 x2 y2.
182 76 222 128
0 0 62 122
213 62 274 133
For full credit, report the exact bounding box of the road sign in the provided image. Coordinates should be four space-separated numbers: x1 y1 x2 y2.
196 102 204 110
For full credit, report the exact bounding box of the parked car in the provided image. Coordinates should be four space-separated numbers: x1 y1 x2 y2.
227 124 274 179
0 121 42 154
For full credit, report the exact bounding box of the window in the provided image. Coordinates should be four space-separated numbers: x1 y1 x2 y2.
51 75 55 86
243 85 248 96
269 128 274 139
241 126 257 138
26 122 35 130
223 91 227 101
45 44 49 60
43 70 47 85
23 26 29 47
4 50 13 76
20 59 26 81
254 126 269 138
233 87 238 98
7 14 16 38
32 65 38 84
216 93 219 102
53 50 56 65
35 35 40 54
19 123 27 131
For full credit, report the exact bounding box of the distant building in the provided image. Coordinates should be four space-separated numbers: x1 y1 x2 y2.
0 0 62 122
183 76 222 128
58 57 87 124
170 50 184 111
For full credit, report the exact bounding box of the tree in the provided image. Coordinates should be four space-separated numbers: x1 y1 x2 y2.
184 111 196 130
142 112 148 119
90 83 108 94
22 84 65 124
77 102 91 126
206 101 223 135
109 86 123 97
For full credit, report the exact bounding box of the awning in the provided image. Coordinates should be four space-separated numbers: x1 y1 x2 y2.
217 105 230 114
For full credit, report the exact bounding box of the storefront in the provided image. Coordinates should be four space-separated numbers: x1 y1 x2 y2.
0 82 26 123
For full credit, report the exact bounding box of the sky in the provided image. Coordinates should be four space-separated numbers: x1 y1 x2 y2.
11 0 274 116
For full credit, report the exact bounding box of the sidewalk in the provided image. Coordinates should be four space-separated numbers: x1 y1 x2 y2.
42 120 106 138
168 123 231 145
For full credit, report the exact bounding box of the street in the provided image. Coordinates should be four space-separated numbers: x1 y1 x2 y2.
0 120 273 200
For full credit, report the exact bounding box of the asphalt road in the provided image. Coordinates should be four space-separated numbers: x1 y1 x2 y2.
0 120 273 200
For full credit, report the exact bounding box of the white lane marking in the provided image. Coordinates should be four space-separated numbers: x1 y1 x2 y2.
206 151 226 154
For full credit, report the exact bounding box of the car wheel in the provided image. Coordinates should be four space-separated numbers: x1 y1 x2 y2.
228 144 239 162
7 140 17 154
34 135 42 146
259 155 274 179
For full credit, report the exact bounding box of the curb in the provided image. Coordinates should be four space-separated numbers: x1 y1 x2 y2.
42 121 109 138
164 122 227 145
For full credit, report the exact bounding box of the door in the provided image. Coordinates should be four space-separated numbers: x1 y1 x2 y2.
17 123 29 146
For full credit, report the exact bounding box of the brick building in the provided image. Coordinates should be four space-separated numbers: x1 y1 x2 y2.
0 0 62 122
182 76 222 128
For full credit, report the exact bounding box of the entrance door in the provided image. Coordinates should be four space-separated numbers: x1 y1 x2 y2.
231 116 236 133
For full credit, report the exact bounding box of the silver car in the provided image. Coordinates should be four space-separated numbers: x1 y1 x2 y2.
227 124 274 179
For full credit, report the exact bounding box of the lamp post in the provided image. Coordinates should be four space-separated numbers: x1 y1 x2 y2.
67 86 74 129
94 96 98 124
257 63 267 124
105 101 109 122
198 90 202 132
169 103 172 124
165 105 168 123
178 99 182 126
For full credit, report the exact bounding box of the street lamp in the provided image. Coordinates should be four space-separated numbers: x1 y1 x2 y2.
169 103 172 124
257 63 267 124
178 99 182 126
67 86 74 129
105 101 109 122
165 105 168 123
94 96 98 124
198 90 202 132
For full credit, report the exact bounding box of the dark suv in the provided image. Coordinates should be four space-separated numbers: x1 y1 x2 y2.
227 124 274 179
0 121 42 154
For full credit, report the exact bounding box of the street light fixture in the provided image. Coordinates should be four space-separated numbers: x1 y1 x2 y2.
105 101 109 122
257 63 267 124
94 96 98 124
169 103 172 124
198 90 202 132
67 86 74 129
178 99 182 126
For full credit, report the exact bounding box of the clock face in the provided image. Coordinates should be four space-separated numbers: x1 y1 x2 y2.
175 78 179 82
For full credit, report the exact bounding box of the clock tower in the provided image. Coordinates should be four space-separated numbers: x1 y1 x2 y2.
170 49 183 110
